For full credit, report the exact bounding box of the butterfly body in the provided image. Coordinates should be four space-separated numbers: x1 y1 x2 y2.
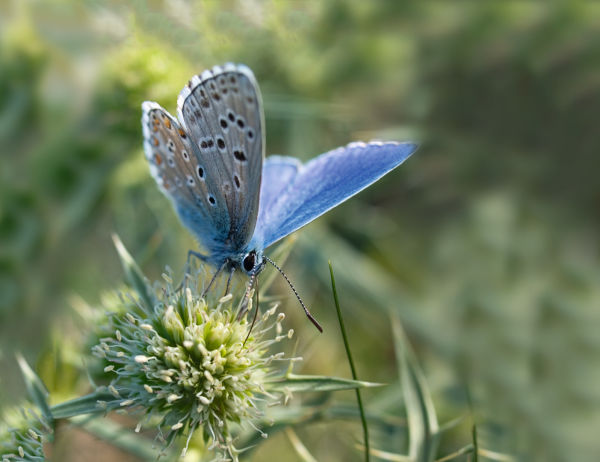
142 63 417 278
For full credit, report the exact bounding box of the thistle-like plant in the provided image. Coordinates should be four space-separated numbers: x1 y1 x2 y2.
7 238 381 461
0 407 51 461
92 269 294 459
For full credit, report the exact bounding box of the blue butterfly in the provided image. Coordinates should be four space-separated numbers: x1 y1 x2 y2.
142 64 417 330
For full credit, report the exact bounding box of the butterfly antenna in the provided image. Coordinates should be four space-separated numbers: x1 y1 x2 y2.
263 256 323 333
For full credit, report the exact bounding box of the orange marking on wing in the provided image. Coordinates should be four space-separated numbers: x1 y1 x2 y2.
154 153 162 165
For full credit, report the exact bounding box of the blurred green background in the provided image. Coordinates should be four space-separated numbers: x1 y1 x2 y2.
1 1 599 461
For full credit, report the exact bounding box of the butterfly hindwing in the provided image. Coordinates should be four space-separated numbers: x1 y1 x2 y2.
253 141 418 249
257 155 301 230
177 63 264 253
141 101 231 251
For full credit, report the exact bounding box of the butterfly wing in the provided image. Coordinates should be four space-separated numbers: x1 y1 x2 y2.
176 64 264 254
257 155 302 232
142 101 232 255
254 141 418 249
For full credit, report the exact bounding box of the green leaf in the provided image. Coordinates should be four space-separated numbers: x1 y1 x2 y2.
392 316 439 462
265 373 383 393
16 353 53 423
237 403 402 452
112 233 155 313
51 390 120 419
68 414 161 460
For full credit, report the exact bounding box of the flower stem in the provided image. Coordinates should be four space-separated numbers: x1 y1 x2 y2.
328 261 370 462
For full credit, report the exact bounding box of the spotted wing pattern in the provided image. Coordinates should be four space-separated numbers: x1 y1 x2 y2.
141 101 230 255
177 63 264 253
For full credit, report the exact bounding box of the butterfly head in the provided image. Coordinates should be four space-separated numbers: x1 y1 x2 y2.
240 249 264 276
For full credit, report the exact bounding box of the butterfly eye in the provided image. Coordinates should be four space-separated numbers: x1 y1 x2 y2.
243 251 256 273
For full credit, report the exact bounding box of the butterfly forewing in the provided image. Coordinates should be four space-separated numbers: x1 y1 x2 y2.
141 101 231 250
253 141 418 249
177 64 264 252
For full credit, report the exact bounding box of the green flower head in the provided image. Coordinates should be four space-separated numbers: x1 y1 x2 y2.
93 271 294 459
0 408 50 462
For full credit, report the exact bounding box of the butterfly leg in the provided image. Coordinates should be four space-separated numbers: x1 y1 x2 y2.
224 265 236 296
201 260 228 297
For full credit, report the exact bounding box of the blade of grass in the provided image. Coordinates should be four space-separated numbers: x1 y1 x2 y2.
16 354 53 424
434 444 474 462
471 424 479 462
477 449 515 461
112 233 155 313
285 428 318 462
329 261 370 462
358 445 413 462
392 316 439 462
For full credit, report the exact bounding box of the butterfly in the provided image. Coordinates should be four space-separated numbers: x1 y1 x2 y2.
142 63 417 331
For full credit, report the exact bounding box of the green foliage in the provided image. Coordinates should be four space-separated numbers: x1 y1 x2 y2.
1 1 598 461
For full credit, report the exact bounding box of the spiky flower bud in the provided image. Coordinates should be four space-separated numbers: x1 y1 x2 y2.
0 408 51 461
92 272 292 459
